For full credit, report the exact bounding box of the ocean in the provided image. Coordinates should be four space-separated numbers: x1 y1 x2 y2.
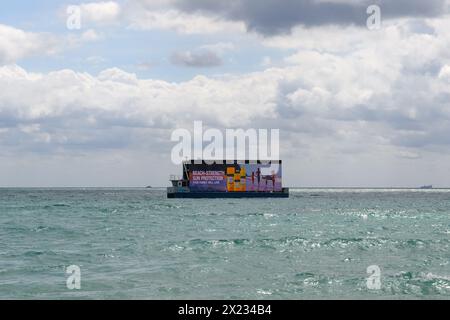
0 188 449 299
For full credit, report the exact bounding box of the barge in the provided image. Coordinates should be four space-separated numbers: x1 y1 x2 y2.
167 160 289 198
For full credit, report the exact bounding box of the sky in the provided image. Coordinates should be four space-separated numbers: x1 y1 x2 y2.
1 0 450 187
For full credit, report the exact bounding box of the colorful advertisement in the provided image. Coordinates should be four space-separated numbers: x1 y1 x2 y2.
188 162 282 192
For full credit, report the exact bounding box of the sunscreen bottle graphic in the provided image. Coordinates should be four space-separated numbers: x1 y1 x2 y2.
234 168 240 192
227 167 235 192
240 166 246 192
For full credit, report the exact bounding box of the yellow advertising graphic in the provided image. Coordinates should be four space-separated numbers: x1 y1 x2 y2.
226 167 235 192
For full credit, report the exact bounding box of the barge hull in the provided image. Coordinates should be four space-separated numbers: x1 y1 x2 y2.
167 189 289 198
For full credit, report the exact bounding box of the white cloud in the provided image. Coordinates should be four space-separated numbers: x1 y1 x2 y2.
0 24 59 65
80 29 102 41
79 1 121 25
62 1 244 34
126 9 245 34
438 65 450 81
1 18 449 150
0 24 105 66
1 19 450 160
97 67 139 84
0 64 278 141
65 29 103 48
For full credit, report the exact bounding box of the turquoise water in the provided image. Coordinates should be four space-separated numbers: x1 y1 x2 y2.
0 188 449 299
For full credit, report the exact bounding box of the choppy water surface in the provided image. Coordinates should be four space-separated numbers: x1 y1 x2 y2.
0 188 449 299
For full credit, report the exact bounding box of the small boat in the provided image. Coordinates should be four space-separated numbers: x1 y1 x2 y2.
419 185 433 189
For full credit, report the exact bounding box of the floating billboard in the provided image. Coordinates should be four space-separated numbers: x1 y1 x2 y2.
186 161 282 192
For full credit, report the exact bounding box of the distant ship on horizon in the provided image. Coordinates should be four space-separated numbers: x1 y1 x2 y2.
419 185 433 189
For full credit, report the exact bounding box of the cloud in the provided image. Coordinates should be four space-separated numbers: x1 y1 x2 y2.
61 1 450 37
79 29 102 41
65 29 103 48
0 24 59 65
170 50 223 67
170 43 234 67
78 1 121 25
438 65 450 82
170 0 449 35
0 24 104 66
2 14 450 158
3 11 450 186
0 63 281 161
125 8 245 34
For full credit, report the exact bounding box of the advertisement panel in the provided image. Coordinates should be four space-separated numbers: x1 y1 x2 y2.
190 169 227 191
188 161 282 192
